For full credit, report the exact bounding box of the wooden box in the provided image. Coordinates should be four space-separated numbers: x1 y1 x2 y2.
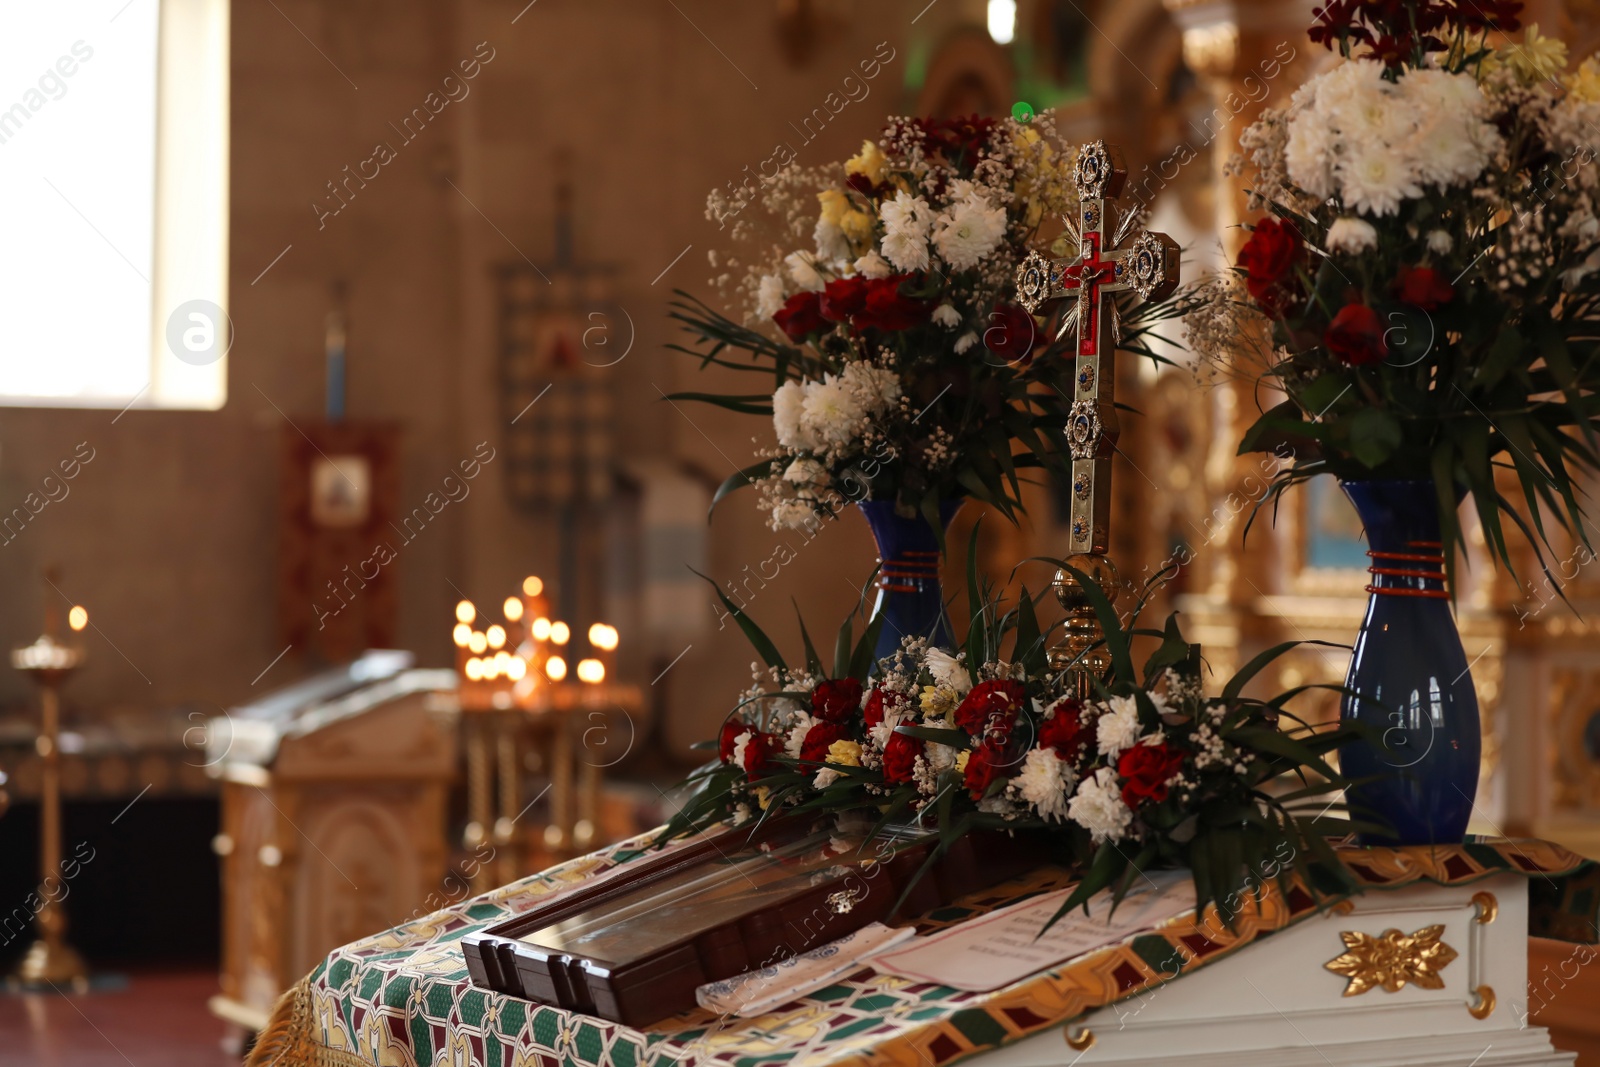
462 820 1041 1026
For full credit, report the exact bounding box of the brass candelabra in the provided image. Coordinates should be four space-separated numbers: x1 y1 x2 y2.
9 574 90 990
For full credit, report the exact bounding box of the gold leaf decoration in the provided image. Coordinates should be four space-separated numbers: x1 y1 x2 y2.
1324 924 1460 997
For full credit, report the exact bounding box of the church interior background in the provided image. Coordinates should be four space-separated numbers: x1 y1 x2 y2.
2 0 1600 1063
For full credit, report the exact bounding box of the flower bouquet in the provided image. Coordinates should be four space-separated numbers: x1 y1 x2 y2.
1198 0 1600 581
664 542 1370 922
1189 0 1600 844
671 113 1181 532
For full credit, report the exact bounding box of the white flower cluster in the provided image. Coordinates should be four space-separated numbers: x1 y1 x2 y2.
772 362 902 459
1285 62 1502 216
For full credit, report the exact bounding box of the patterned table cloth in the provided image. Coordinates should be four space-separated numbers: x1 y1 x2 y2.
246 832 1599 1067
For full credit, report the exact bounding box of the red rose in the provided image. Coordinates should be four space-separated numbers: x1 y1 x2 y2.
1237 218 1303 316
1038 699 1087 761
983 303 1038 364
812 678 864 723
719 720 747 763
964 740 1007 800
820 275 869 323
853 276 932 332
883 731 922 783
1117 741 1187 808
773 291 826 342
741 730 781 779
1324 302 1387 366
799 721 848 764
1394 265 1454 311
954 680 1028 737
864 687 906 728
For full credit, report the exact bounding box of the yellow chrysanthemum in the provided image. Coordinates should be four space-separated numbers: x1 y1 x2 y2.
817 188 851 226
839 209 875 245
754 785 772 810
1488 24 1569 86
954 750 971 774
1566 54 1600 101
846 139 889 185
920 685 955 721
826 739 863 767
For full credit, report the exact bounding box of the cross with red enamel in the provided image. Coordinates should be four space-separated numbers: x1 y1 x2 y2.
1014 140 1179 556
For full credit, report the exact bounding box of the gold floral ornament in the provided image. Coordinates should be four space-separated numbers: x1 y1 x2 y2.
1324 924 1459 997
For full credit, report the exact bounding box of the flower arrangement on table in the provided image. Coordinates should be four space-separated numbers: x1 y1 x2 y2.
672 113 1181 532
665 551 1368 921
1190 0 1600 579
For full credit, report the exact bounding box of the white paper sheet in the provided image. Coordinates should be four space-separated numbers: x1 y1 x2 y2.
696 922 916 1017
867 869 1195 992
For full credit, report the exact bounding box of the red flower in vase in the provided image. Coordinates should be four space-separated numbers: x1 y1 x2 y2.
964 740 1008 800
1117 741 1187 809
773 291 827 342
740 731 781 779
799 721 848 764
1039 698 1088 762
883 731 922 784
1325 302 1387 366
1237 218 1303 317
718 720 747 763
984 303 1038 364
812 677 864 723
1394 265 1454 311
820 276 870 323
864 687 907 728
853 276 932 332
954 680 1028 738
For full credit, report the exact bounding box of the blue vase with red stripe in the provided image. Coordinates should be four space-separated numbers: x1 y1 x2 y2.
858 499 964 661
1338 478 1480 846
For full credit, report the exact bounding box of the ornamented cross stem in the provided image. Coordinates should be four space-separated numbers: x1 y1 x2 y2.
1015 141 1180 556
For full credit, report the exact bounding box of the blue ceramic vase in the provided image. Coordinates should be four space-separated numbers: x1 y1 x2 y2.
858 499 963 661
1338 479 1480 846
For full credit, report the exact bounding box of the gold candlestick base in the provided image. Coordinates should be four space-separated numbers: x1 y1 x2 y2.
1049 553 1121 699
11 904 88 990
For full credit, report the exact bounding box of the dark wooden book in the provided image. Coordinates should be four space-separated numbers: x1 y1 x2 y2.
462 819 1042 1026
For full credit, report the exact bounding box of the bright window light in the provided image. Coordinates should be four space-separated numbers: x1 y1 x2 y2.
0 1 229 410
987 0 1017 45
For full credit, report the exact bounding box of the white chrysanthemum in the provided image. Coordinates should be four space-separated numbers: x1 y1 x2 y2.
772 500 817 531
954 331 979 354
931 303 961 329
925 741 959 773
1096 695 1142 761
814 767 843 789
784 711 817 759
784 250 826 292
800 374 867 450
869 704 910 750
1012 748 1075 822
1067 767 1133 843
932 196 1008 270
783 457 826 485
1326 217 1378 254
756 274 786 320
853 251 893 279
814 215 851 263
841 361 902 412
1338 146 1422 217
772 379 813 451
880 190 933 273
1426 229 1454 255
925 648 973 696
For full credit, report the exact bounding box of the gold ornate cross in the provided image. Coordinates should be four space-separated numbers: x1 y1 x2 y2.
1015 141 1179 556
